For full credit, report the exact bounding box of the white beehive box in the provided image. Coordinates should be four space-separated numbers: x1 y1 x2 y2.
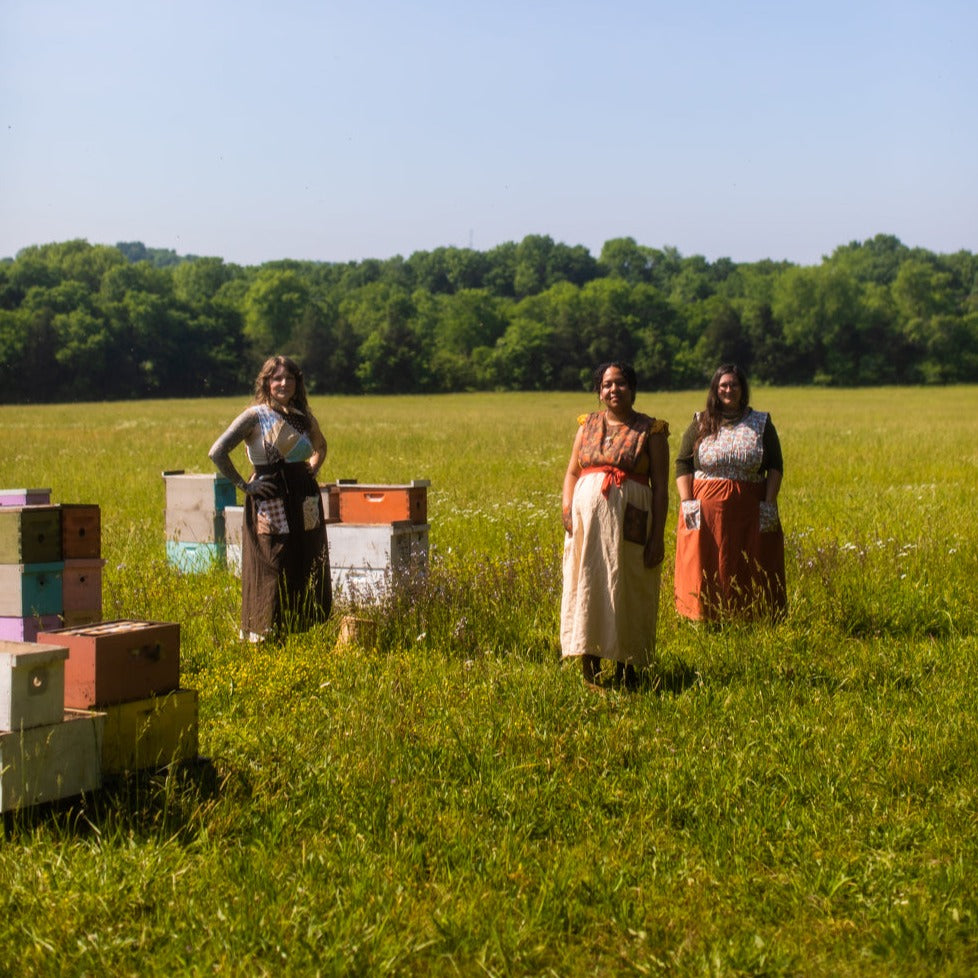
326 521 429 571
0 640 69 731
326 521 429 598
0 710 104 811
223 505 244 574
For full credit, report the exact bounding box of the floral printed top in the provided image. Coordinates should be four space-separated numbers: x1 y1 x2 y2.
674 409 783 483
577 411 669 475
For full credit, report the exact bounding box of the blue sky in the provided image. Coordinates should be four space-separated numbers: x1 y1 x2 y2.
2 0 975 267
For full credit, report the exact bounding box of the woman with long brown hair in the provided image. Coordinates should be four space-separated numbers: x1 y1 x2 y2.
209 355 331 640
673 363 785 622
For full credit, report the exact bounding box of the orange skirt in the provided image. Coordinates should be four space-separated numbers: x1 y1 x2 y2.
674 479 786 622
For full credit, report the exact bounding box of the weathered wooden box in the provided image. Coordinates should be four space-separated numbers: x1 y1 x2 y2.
37 619 180 709
60 504 101 559
0 640 69 731
332 480 429 525
319 484 341 523
61 558 107 614
100 689 199 774
0 711 104 811
0 562 64 617
163 472 236 543
0 614 61 643
0 506 63 563
0 489 51 507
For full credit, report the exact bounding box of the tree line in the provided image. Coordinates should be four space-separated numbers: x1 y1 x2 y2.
1 233 976 403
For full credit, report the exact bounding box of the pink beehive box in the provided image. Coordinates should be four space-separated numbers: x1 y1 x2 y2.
0 615 62 644
0 489 51 507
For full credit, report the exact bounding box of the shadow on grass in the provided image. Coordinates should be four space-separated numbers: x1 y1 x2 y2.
1 756 223 842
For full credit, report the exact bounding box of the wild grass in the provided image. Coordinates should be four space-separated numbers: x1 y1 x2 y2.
0 387 976 976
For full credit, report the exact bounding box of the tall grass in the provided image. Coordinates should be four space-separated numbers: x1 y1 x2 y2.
0 387 976 976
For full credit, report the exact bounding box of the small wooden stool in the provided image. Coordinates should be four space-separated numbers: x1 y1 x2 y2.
337 615 377 650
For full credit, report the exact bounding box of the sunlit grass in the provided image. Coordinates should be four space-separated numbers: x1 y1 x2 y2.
0 387 976 976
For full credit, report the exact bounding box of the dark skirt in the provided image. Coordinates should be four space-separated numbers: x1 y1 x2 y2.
241 461 331 637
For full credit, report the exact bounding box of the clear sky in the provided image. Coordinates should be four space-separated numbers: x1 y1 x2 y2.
2 0 975 268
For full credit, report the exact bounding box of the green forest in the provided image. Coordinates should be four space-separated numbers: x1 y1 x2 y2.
2 233 976 402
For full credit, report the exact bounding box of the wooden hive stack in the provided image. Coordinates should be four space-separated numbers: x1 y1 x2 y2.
319 479 431 600
163 471 237 573
0 493 106 639
37 619 199 777
59 504 105 628
0 638 103 812
0 502 65 642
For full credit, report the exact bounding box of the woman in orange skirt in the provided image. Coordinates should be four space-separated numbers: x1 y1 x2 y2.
673 364 785 622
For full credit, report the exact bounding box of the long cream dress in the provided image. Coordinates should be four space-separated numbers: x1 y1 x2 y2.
560 411 668 669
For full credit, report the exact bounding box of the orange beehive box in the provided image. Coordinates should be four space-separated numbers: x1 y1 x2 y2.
37 619 180 709
334 480 429 525
60 504 101 559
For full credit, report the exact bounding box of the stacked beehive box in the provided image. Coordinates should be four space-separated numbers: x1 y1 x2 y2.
0 495 65 642
37 619 198 776
59 504 105 628
0 638 103 812
321 480 430 599
0 492 106 640
163 471 236 572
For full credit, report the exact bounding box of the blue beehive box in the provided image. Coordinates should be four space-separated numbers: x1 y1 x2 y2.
0 562 64 617
165 541 226 574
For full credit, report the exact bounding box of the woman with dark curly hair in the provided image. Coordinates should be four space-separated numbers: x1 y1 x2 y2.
674 363 785 622
560 361 670 687
209 355 331 640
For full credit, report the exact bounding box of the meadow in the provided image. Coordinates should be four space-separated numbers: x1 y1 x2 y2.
0 386 976 977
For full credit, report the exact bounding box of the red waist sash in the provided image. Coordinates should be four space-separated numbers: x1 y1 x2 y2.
580 465 648 497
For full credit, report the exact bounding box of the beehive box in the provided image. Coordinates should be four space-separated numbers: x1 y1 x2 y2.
100 689 199 775
223 505 244 574
331 565 391 599
319 484 341 523
62 558 107 614
326 521 429 571
0 562 64 617
0 640 69 731
37 619 180 709
333 480 429 525
326 522 429 598
166 540 226 574
0 506 63 563
0 614 61 643
60 504 101 559
0 489 51 507
0 710 104 812
163 471 237 509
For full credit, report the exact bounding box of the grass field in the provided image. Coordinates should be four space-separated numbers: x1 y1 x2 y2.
0 386 976 976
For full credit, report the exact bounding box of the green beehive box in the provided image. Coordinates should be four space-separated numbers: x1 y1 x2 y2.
0 506 63 563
